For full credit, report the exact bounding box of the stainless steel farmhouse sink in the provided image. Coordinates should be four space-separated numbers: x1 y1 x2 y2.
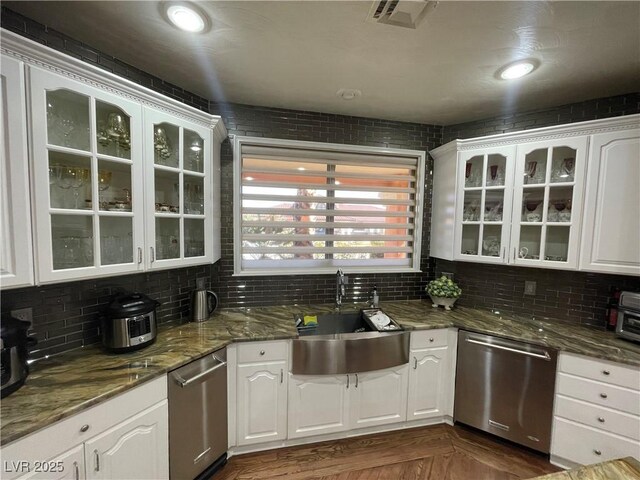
291 311 410 375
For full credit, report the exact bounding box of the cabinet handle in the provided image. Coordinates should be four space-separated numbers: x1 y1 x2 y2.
600 393 608 399
137 247 142 264
502 247 506 260
594 449 602 456
355 373 358 388
513 248 516 261
598 417 605 423
150 247 155 262
80 424 90 433
346 375 350 389
602 370 610 376
280 369 283 384
73 461 79 480
413 357 418 369
94 449 100 472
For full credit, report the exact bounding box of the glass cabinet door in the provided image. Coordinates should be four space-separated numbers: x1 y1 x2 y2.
511 137 588 269
144 108 212 269
29 68 144 283
456 147 515 263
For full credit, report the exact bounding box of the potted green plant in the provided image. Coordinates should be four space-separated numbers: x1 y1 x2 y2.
426 276 462 310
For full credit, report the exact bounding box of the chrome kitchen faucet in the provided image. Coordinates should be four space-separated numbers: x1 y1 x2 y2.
335 269 347 308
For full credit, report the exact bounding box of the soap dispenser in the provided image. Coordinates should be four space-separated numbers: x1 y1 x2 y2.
371 285 379 308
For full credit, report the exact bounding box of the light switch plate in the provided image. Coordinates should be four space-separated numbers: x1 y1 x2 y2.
441 272 454 280
524 281 537 296
11 307 33 327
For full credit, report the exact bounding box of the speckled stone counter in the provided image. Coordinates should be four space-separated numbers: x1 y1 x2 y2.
2 300 640 447
533 457 640 479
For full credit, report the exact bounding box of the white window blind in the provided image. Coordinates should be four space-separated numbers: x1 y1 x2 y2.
233 137 426 275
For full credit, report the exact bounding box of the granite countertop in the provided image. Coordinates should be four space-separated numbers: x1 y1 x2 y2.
2 300 640 447
533 457 640 479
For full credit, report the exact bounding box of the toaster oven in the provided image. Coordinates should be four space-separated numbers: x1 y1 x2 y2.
616 291 640 343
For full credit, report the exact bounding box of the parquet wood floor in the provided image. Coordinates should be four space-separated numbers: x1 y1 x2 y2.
216 424 561 480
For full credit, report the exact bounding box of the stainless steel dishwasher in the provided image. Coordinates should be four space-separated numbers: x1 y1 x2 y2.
454 330 557 453
168 348 227 480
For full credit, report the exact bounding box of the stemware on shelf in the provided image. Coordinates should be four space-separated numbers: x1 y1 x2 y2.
98 170 112 210
154 127 172 164
69 167 90 209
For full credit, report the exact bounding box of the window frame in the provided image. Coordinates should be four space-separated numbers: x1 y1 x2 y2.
232 136 426 276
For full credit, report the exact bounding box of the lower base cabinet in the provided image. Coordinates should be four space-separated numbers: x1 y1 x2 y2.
288 365 409 440
2 377 168 480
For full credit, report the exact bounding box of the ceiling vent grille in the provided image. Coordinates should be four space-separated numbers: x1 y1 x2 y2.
367 0 438 29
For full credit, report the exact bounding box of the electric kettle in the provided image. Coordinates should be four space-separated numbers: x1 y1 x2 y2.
191 289 219 322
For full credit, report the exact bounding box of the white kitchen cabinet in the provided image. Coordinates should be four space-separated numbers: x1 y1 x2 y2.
431 115 640 273
1 30 226 285
407 329 456 422
234 341 289 446
0 55 34 289
551 352 640 469
83 401 168 480
350 366 408 429
580 128 640 275
1 377 168 480
288 374 350 439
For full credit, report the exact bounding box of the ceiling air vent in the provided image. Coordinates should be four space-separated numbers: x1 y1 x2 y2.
367 0 438 29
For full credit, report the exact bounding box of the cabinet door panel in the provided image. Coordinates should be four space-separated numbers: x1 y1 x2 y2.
14 445 85 480
408 347 448 420
84 401 168 480
0 55 34 289
350 366 408 429
580 129 640 275
288 375 349 439
28 66 144 283
237 362 287 446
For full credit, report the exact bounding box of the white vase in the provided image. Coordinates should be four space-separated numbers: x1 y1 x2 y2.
429 295 457 311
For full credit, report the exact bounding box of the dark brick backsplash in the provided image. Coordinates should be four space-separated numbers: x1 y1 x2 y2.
442 92 640 143
1 7 639 359
435 260 640 328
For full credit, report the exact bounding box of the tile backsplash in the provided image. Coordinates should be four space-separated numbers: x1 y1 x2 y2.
1 7 639 359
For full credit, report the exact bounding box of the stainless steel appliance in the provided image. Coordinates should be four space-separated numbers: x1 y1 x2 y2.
454 330 557 453
191 289 218 322
102 293 159 352
168 348 228 480
1 316 37 398
616 291 640 342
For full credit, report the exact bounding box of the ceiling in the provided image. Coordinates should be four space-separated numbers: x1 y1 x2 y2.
5 1 640 125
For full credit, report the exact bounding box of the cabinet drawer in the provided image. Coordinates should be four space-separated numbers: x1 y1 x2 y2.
237 340 288 364
552 418 640 466
556 373 640 415
411 329 449 349
558 353 640 390
554 395 640 441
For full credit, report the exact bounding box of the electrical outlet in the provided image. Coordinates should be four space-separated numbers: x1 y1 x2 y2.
11 307 33 327
441 272 454 280
524 281 537 296
196 278 206 290
343 276 349 285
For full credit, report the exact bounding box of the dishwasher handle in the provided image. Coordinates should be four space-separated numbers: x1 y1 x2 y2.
466 337 552 361
174 356 227 388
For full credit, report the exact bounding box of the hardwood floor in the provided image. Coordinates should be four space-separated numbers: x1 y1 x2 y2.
216 424 561 480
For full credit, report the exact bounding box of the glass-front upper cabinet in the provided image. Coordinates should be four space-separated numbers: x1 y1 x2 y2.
455 146 516 264
29 67 144 283
144 108 212 270
510 137 588 269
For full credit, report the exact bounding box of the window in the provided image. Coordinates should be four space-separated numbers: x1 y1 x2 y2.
233 137 426 275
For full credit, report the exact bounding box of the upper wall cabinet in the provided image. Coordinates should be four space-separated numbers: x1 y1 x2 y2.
431 115 640 275
0 30 226 285
0 55 34 289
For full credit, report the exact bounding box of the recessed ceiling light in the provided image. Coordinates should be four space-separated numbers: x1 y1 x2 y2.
297 167 306 171
498 60 538 80
166 2 207 33
336 89 362 100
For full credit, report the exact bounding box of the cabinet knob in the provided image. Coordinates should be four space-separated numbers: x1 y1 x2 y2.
597 417 605 423
602 370 610 375
600 393 608 399
80 424 90 432
260 350 265 356
429 338 434 342
593 449 602 456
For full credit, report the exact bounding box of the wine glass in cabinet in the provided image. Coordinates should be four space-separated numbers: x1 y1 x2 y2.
29 68 144 283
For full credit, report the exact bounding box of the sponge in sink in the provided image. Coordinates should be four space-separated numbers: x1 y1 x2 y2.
303 315 318 326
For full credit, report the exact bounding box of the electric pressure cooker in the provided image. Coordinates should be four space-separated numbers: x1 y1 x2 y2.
1 315 37 398
102 293 160 352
